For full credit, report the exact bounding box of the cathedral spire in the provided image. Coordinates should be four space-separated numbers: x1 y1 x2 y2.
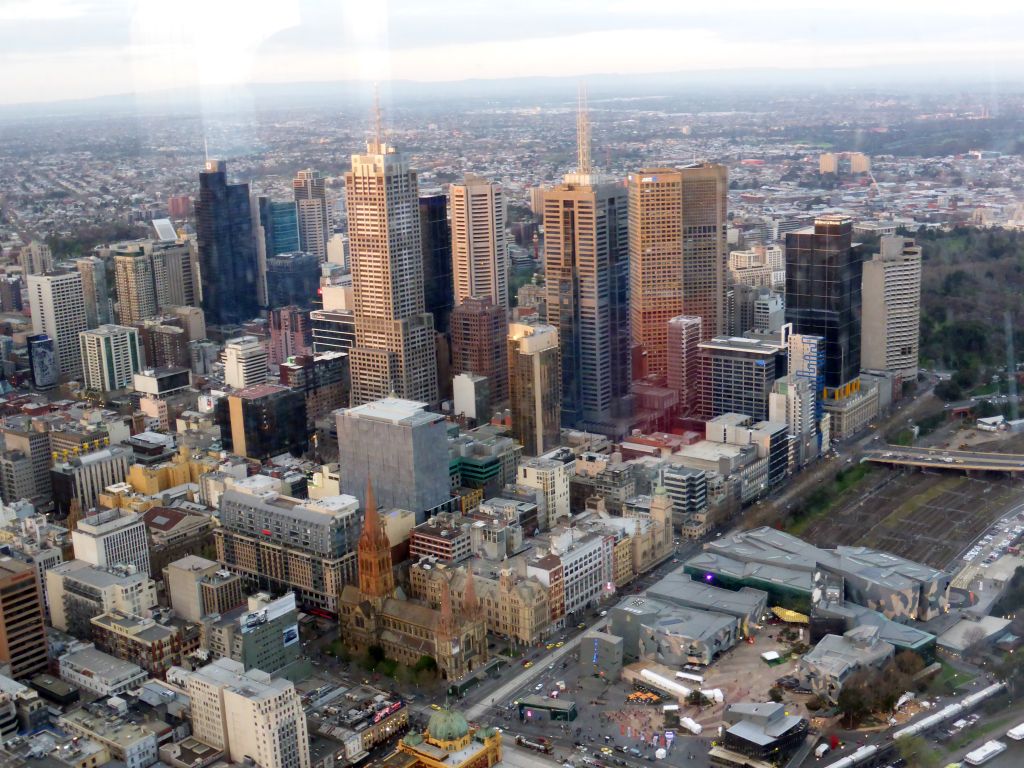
462 566 481 619
357 481 394 599
438 577 455 638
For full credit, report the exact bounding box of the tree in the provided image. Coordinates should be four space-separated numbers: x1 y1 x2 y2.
414 655 438 674
837 668 875 726
962 627 988 663
768 687 784 703
893 650 926 678
897 734 941 768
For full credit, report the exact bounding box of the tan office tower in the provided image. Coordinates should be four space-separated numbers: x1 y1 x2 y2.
27 270 88 380
450 175 508 309
113 251 158 325
293 169 329 263
628 163 728 377
861 235 921 385
508 322 560 457
345 124 438 406
0 558 49 679
543 90 631 433
666 315 702 417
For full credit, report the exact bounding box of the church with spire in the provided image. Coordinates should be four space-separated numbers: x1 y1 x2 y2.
338 482 487 680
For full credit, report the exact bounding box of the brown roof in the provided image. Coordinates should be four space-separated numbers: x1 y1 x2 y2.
142 506 188 532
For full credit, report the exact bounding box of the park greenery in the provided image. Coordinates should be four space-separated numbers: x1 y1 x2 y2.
835 651 926 727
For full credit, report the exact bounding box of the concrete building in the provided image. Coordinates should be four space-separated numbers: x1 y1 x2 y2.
449 296 508 405
646 571 767 635
27 271 88 380
215 476 362 614
336 398 451 522
185 659 309 768
543 116 632 434
222 336 267 390
45 561 158 636
20 241 53 275
163 555 245 622
0 422 53 508
517 448 575 530
628 164 728 376
268 305 312 366
699 336 786 421
71 508 150 574
663 464 708 533
450 175 508 309
90 611 197 680
666 315 702 418
58 642 147 697
508 322 560 457
610 595 739 666
51 446 134 517
293 169 329 263
200 592 302 678
79 325 142 393
113 250 158 325
141 505 216 578
0 558 49 679
861 235 921 386
346 133 437 406
60 708 158 768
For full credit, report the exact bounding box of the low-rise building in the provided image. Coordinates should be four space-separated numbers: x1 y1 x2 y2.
58 642 148 697
59 707 159 768
46 561 157 637
798 626 894 704
90 610 198 680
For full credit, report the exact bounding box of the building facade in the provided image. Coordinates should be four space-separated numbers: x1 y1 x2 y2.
450 176 508 309
861 235 921 386
508 323 560 457
79 325 143 393
666 315 703 418
27 271 88 381
449 297 509 405
293 169 329 263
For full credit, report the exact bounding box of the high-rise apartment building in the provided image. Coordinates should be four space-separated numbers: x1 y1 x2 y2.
19 241 53 276
71 508 150 575
861 235 921 385
75 256 114 327
419 194 454 335
113 250 158 325
450 176 508 309
293 169 329 263
27 270 88 381
345 134 437 405
215 475 361 613
543 102 631 433
184 658 310 768
335 398 451 522
450 296 509 404
628 164 728 376
195 160 259 326
0 559 49 679
222 336 267 389
666 315 703 418
508 322 560 457
785 215 864 398
79 325 143 393
149 239 196 309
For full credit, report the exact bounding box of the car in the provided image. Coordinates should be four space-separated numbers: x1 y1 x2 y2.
534 683 543 692
601 748 613 755
546 643 555 650
524 661 534 669
556 641 565 648
577 623 587 629
430 704 442 711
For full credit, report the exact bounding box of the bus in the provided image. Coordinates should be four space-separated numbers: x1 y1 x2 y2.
1007 722 1024 740
515 735 553 755
964 741 1006 766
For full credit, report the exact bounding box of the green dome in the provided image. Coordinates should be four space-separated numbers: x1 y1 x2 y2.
404 733 424 747
429 709 469 741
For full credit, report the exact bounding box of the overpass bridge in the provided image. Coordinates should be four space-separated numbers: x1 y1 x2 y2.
862 445 1024 474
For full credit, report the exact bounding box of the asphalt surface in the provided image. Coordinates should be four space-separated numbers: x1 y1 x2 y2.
864 444 1024 472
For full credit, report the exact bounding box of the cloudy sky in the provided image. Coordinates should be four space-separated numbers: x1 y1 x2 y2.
1 0 1022 105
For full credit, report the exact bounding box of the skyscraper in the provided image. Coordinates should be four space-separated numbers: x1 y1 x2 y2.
293 169 329 263
450 296 508 403
113 250 158 325
508 322 560 457
27 270 88 380
861 235 921 386
419 194 454 335
79 325 143 393
628 163 728 376
543 92 631 432
223 336 268 390
785 215 864 398
345 118 437 405
666 315 702 418
75 256 113 326
252 196 301 308
265 252 320 309
195 160 259 326
450 175 508 309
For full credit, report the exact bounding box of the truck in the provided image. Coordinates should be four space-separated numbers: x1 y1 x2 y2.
814 743 830 759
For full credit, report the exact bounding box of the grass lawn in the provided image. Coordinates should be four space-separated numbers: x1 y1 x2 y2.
930 660 976 693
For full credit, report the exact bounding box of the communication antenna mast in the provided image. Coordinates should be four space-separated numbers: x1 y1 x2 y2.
371 83 384 153
576 83 592 175
1006 311 1019 421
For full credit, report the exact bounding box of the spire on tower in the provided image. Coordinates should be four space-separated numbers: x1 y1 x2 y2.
462 566 481 619
371 83 384 153
576 82 592 175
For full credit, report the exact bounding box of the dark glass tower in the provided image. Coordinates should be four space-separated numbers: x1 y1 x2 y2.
419 194 454 336
265 252 321 309
784 215 863 397
257 197 300 256
195 160 259 325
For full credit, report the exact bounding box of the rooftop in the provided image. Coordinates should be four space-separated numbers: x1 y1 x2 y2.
341 397 441 427
60 644 146 683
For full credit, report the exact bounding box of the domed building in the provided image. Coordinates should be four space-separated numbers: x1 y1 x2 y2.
378 707 502 768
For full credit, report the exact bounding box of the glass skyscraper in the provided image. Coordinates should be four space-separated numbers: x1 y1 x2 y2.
195 160 259 325
260 198 300 256
784 215 864 397
419 194 454 336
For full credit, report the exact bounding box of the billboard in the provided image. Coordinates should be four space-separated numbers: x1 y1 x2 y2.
27 334 58 390
239 592 297 634
282 623 299 647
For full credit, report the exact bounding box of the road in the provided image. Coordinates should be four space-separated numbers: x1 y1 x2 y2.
863 444 1024 473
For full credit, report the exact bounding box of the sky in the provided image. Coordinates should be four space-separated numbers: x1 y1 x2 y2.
1 0 1024 106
